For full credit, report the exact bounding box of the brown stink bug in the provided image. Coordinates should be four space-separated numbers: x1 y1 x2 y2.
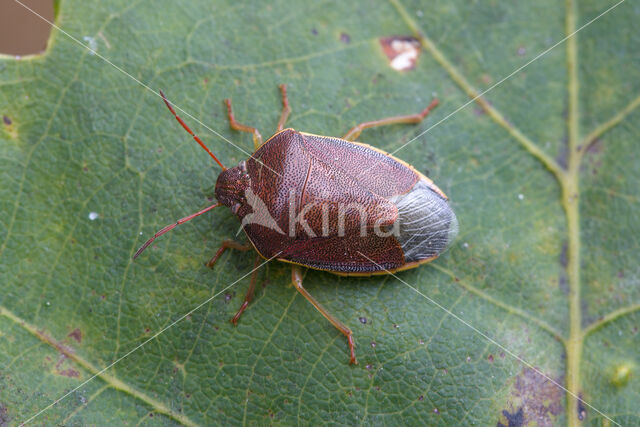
134 84 458 364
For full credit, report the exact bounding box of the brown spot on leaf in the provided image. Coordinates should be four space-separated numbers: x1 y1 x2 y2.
0 403 9 425
379 36 421 71
499 368 563 427
340 32 351 44
577 394 586 420
68 328 82 343
3 115 11 125
58 368 80 378
497 407 524 427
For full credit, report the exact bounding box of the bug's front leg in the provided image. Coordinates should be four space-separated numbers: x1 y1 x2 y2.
291 266 357 365
206 240 251 268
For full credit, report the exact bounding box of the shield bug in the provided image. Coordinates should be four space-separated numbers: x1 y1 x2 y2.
134 84 458 364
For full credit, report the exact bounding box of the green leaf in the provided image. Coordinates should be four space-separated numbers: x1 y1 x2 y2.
1 0 638 425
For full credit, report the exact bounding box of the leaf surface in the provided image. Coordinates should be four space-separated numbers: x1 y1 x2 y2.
0 0 638 425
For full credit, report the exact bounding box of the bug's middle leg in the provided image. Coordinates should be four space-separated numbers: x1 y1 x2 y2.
276 84 291 131
231 254 261 325
291 265 357 365
342 98 439 141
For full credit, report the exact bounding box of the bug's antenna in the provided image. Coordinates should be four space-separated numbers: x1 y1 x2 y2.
159 90 227 171
133 202 223 259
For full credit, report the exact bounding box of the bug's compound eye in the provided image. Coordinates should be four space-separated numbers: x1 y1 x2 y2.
231 203 241 215
239 160 247 173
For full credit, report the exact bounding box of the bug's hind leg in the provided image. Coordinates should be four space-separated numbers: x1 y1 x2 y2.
342 98 439 141
291 266 357 365
224 98 263 150
206 240 252 268
276 84 291 131
231 255 261 325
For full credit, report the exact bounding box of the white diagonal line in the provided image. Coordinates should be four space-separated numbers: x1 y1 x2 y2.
21 253 279 425
356 251 621 427
387 0 625 157
12 0 284 178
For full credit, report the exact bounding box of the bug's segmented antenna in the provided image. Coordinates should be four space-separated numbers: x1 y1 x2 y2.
133 202 222 259
159 90 227 171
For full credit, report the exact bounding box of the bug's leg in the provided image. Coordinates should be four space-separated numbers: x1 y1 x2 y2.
206 240 252 268
342 98 439 141
291 266 357 365
224 98 263 150
231 254 261 325
276 84 291 132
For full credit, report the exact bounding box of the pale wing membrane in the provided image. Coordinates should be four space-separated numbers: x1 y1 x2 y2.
389 180 458 262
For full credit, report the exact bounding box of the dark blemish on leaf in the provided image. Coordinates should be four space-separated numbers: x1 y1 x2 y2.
559 275 569 295
0 403 9 425
586 138 603 154
3 115 11 125
58 368 80 378
556 136 569 169
311 28 318 36
340 32 351 43
359 317 367 324
466 356 471 362
559 242 568 268
224 292 234 302
498 407 524 427
419 339 424 345
371 341 377 348
488 354 494 363
67 328 82 343
433 408 439 414
393 323 399 329
149 413 154 417
145 327 151 334
577 394 586 420
418 395 424 401
379 36 421 71
186 393 191 398
366 364 373 370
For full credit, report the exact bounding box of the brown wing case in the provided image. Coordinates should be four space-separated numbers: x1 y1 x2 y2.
242 130 408 273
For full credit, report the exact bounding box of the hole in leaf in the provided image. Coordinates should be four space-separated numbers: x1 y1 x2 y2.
0 0 55 57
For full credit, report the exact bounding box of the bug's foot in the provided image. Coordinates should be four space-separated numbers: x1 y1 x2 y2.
230 301 249 326
348 335 357 365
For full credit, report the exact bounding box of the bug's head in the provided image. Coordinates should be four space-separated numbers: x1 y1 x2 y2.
215 160 250 215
